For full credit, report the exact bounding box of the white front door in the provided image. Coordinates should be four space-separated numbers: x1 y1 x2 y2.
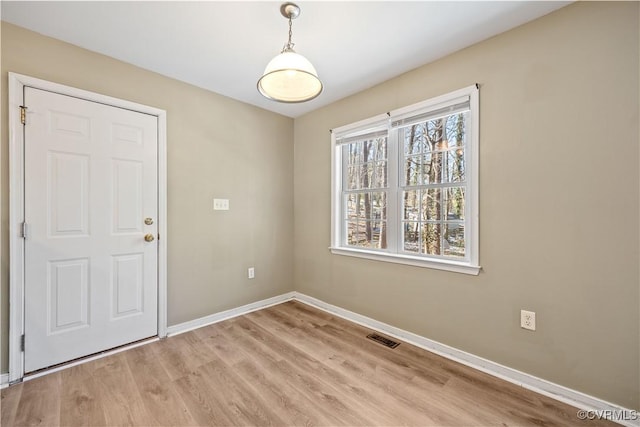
23 87 159 372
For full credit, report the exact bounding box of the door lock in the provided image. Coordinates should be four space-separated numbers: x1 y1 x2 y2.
144 217 154 225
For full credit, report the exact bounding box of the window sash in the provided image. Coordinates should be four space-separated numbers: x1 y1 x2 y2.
394 107 471 262
341 134 391 249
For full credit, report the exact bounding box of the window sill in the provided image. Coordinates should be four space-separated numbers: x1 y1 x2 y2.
329 247 481 275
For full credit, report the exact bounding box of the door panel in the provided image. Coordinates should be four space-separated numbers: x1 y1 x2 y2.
48 258 89 333
48 152 89 236
111 253 144 319
24 87 158 372
112 160 143 233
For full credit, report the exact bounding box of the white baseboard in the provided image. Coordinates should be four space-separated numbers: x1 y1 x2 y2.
166 291 296 336
292 292 638 427
1 373 9 389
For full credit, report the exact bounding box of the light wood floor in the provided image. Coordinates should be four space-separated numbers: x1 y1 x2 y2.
1 301 615 426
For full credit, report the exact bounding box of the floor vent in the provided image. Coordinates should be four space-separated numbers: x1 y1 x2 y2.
366 333 400 349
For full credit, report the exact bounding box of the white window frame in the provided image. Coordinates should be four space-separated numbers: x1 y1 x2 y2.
330 85 480 275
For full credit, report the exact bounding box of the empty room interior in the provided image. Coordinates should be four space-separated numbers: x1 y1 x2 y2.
0 1 639 426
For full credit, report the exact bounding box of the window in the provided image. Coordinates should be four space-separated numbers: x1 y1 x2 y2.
330 85 479 275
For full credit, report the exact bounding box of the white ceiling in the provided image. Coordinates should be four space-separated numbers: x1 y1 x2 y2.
1 1 569 118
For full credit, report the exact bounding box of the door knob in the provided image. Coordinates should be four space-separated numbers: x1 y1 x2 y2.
144 218 154 225
144 234 155 242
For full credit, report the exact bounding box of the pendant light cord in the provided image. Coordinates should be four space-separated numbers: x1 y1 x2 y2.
283 16 295 52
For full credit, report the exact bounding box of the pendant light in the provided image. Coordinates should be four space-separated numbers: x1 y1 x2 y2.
257 2 323 103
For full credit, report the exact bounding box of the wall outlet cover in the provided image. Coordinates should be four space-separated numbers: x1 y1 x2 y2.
520 310 536 331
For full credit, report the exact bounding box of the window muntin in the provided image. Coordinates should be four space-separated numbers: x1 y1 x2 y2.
331 86 479 274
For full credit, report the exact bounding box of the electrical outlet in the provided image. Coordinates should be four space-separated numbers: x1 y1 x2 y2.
213 198 229 211
248 267 255 279
520 310 536 331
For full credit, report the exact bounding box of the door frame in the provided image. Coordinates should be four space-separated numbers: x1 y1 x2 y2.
8 72 168 382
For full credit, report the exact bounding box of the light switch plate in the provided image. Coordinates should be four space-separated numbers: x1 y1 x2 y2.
213 198 229 211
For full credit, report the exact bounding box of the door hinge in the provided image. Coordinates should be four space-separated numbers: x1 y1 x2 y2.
19 105 27 125
20 222 28 239
20 334 25 352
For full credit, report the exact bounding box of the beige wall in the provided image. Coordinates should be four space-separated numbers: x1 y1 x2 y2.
294 1 639 409
0 23 294 372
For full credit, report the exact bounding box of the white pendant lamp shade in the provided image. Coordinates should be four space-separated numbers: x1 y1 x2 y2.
258 50 323 103
257 3 323 103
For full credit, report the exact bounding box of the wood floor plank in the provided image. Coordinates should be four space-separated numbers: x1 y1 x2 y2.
1 382 24 427
124 344 198 426
193 322 251 367
203 320 357 426
13 371 62 426
260 303 479 426
266 303 452 388
228 315 438 426
215 319 368 426
196 322 326 425
1 300 620 427
199 357 287 426
155 331 215 381
172 365 239 427
232 358 329 426
275 300 455 383
245 307 448 426
59 364 107 426
90 352 155 426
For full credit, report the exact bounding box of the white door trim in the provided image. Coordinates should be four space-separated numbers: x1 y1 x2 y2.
8 72 168 383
